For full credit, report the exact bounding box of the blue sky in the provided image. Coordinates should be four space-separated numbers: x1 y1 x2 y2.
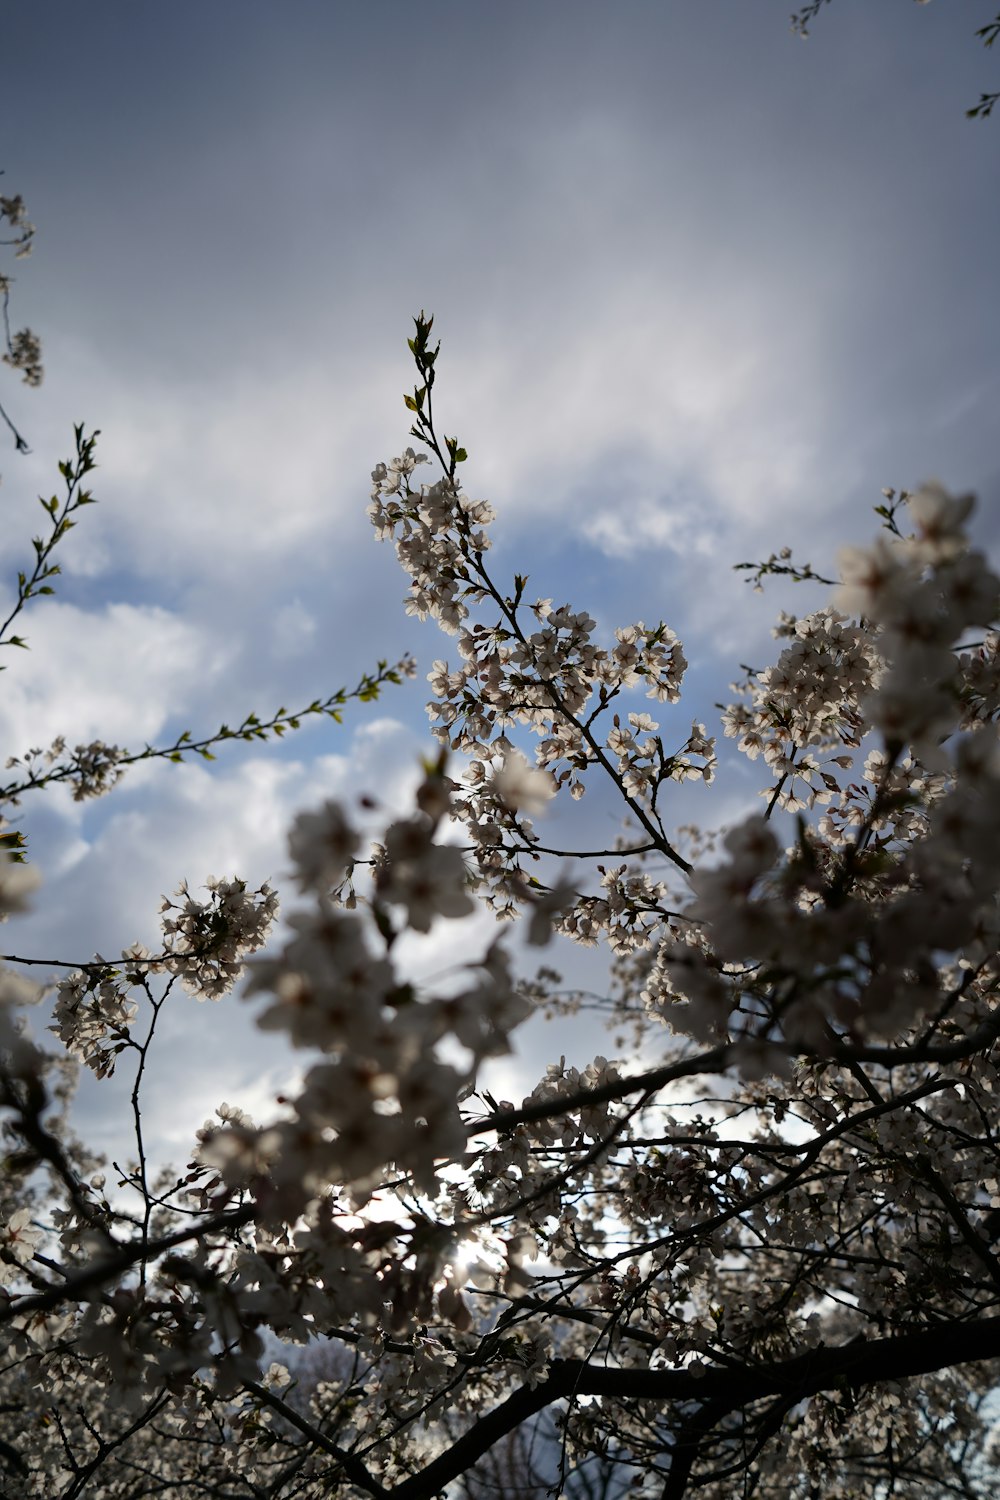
2 0 997 1158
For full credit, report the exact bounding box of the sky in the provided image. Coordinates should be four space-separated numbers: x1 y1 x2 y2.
1 0 998 1165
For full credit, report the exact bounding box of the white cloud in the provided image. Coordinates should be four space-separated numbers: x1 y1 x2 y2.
269 597 316 659
39 343 400 587
0 600 230 756
583 495 719 561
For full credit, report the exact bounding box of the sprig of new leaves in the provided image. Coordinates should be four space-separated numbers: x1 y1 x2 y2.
733 485 913 594
0 658 415 809
404 311 468 480
733 549 836 591
0 423 98 657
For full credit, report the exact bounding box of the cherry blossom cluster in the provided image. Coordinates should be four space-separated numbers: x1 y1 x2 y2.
198 784 531 1221
0 193 34 260
2 326 42 388
47 879 280 1076
2 733 126 817
720 607 879 813
159 875 279 999
421 603 693 789
370 437 700 780
51 966 139 1078
60 739 126 800
838 484 998 752
1 192 42 399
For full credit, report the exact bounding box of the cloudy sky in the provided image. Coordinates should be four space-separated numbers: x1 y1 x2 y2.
2 0 997 1163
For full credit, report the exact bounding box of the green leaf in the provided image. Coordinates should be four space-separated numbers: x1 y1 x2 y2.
0 829 28 860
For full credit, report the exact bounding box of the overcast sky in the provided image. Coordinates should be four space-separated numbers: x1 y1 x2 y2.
2 0 997 1163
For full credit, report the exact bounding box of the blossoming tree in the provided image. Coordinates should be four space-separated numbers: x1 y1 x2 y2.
3 297 1000 1499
